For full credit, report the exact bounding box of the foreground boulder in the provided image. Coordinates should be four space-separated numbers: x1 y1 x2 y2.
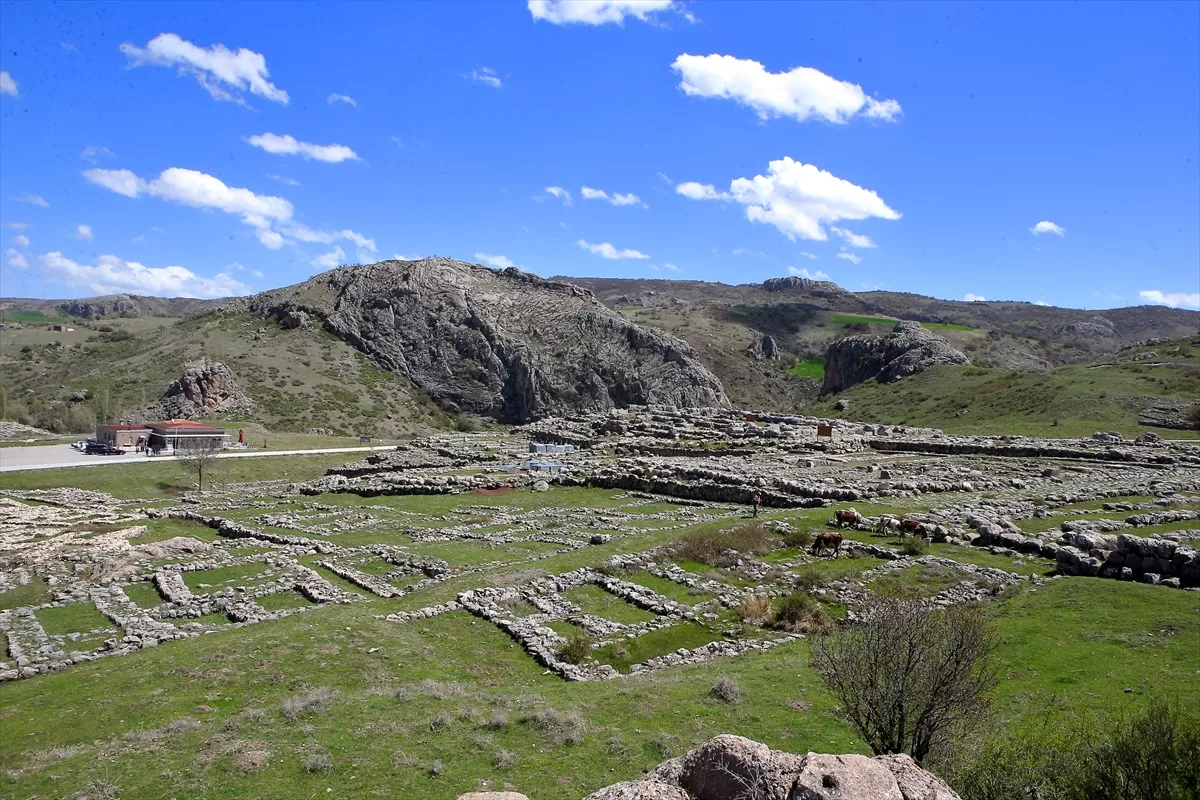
822 321 968 394
237 258 729 422
584 735 959 800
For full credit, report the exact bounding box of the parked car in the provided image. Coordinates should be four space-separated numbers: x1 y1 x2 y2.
71 441 88 451
85 442 125 455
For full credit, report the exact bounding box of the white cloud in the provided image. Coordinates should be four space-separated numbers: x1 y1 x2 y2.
543 186 572 205
80 145 115 164
246 133 359 163
836 251 862 264
251 269 265 278
120 33 289 106
38 251 247 298
577 239 649 260
964 293 987 302
6 249 28 268
0 70 18 97
468 67 502 88
800 252 817 260
266 174 301 186
7 222 31 230
1030 220 1065 236
475 252 520 270
787 266 830 279
681 157 898 243
11 234 30 247
311 246 346 271
279 223 376 253
732 248 766 257
12 194 49 207
1034 300 1051 306
675 181 730 201
672 54 901 124
581 186 646 207
393 253 424 261
84 167 293 229
257 229 285 249
527 0 678 25
1138 290 1199 310
830 225 876 248
663 262 679 271
74 224 94 241
327 93 357 107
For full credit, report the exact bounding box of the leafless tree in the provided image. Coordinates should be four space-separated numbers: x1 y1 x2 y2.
810 596 997 763
176 440 224 493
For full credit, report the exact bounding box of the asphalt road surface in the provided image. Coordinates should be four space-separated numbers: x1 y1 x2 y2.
0 444 382 473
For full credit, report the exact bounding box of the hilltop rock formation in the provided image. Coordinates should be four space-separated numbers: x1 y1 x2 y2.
822 321 969 395
583 735 960 800
745 330 778 360
141 360 253 420
57 295 141 319
762 276 854 299
236 258 728 423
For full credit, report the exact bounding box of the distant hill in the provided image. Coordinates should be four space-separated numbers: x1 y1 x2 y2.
2 268 1195 436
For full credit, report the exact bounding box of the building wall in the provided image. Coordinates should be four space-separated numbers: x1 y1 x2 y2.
96 428 149 448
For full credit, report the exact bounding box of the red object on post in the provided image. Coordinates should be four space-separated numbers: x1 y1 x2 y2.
238 429 245 444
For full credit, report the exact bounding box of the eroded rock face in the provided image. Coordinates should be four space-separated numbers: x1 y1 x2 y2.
762 276 854 299
583 735 960 800
239 258 728 423
822 321 969 395
57 294 140 319
143 360 253 420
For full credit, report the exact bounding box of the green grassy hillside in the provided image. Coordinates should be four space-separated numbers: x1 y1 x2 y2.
806 352 1200 438
0 313 452 437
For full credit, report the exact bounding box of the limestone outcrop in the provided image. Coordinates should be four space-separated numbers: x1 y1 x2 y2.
141 360 253 420
583 735 960 800
237 258 729 423
822 321 969 394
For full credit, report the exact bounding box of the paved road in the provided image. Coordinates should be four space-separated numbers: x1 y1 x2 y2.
0 445 383 473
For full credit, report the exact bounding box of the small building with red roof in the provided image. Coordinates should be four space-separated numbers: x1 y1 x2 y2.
146 419 229 453
96 424 151 449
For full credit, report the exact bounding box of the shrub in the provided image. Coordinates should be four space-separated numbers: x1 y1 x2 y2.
773 590 834 634
709 676 742 703
782 528 814 549
428 710 452 732
521 708 587 746
901 537 928 557
304 750 331 773
281 686 337 720
493 749 517 769
740 594 772 624
792 566 828 593
651 731 679 757
556 629 592 665
672 522 777 567
811 597 996 763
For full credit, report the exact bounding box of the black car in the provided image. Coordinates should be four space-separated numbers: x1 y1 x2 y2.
85 442 125 455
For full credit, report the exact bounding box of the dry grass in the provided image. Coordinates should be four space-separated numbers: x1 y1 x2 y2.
709 676 742 703
521 708 587 746
740 594 772 624
280 686 337 720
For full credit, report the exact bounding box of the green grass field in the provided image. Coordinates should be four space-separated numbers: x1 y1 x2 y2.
787 358 826 378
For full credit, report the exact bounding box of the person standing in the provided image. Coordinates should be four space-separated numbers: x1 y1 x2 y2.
752 492 762 517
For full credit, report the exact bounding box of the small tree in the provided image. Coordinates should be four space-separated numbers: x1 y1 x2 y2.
810 596 997 763
177 440 224 493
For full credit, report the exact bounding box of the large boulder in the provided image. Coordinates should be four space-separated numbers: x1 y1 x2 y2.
237 258 728 423
822 321 969 394
583 735 960 800
142 360 253 420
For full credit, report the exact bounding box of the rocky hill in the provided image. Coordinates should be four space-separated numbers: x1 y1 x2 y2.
231 258 728 423
823 321 970 394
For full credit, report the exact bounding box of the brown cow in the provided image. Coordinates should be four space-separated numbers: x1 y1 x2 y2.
834 508 864 529
900 518 923 538
811 531 843 558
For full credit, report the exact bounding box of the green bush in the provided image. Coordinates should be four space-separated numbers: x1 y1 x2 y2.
782 528 814 549
901 537 928 557
772 590 833 634
672 523 778 567
556 629 592 665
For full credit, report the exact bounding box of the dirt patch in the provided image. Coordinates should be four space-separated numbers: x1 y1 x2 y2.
230 749 270 773
472 486 513 496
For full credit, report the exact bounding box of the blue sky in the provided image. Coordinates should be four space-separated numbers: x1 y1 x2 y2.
1 0 1198 310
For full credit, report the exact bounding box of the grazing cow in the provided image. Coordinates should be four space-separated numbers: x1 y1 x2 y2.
900 518 923 538
811 531 844 558
876 516 901 536
835 508 864 529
